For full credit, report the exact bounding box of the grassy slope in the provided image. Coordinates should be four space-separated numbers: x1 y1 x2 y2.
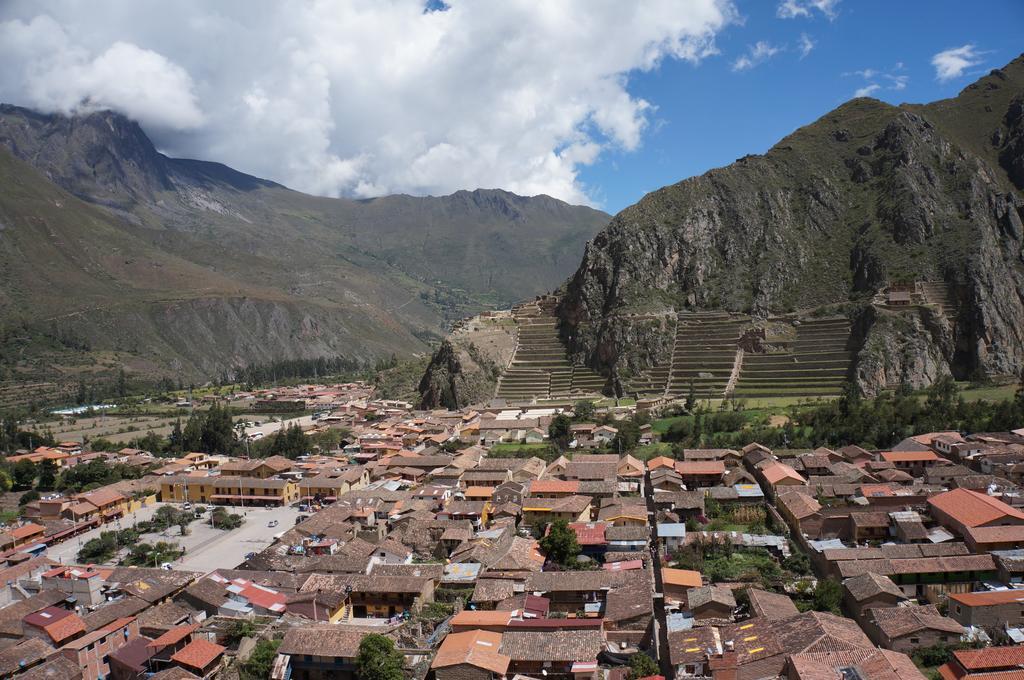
0 147 433 382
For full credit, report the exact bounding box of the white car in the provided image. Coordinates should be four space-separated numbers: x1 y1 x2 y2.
267 519 279 528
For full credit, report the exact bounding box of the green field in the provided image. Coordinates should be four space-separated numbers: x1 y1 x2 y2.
957 382 1019 402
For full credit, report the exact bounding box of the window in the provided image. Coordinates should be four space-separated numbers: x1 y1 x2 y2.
910 638 920 644
955 605 961 613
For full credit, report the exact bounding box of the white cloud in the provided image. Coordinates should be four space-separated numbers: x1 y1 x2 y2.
854 83 881 98
0 1 738 206
931 44 984 82
798 32 815 58
732 41 781 71
886 74 908 91
777 0 839 20
0 16 203 130
845 62 908 99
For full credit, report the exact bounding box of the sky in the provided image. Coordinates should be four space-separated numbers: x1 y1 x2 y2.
0 0 1021 214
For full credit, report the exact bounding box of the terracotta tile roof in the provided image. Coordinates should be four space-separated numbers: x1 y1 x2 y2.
525 569 641 593
564 461 618 480
170 638 225 670
965 525 1024 545
647 456 676 470
835 554 995 579
868 604 965 639
14 656 81 680
279 625 369 658
23 606 85 644
0 638 52 677
661 568 702 588
450 610 513 628
567 522 607 545
778 491 822 519
10 523 45 539
843 572 904 602
526 494 592 514
499 628 604 662
432 629 510 674
109 635 157 671
951 645 1024 672
604 580 653 622
747 588 799 620
881 450 941 462
761 462 806 485
472 578 516 603
949 589 1024 607
674 460 726 476
686 585 736 609
788 648 926 680
528 479 580 494
149 623 200 648
928 488 1024 528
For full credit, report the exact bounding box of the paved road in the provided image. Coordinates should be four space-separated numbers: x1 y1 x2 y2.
644 469 673 679
175 504 303 573
46 502 302 573
242 415 316 440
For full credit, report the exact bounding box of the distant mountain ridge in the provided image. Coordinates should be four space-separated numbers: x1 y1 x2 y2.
555 54 1024 396
0 104 609 385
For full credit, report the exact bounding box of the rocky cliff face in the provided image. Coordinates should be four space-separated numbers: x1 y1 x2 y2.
418 340 500 410
558 56 1024 395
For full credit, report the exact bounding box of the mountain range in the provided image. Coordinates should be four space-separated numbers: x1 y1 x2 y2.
555 54 1024 395
0 105 608 386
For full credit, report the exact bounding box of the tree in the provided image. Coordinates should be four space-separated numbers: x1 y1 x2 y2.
240 639 280 680
225 619 257 645
539 518 581 565
355 634 405 680
168 418 184 455
0 469 13 492
13 459 36 489
812 577 843 615
685 377 697 411
573 400 595 421
18 489 40 506
201 402 236 454
611 418 641 452
211 506 244 530
548 414 572 450
116 368 128 398
260 424 310 459
628 652 660 680
182 413 203 452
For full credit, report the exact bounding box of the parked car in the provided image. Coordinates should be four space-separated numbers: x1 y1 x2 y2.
295 515 309 525
267 519 279 528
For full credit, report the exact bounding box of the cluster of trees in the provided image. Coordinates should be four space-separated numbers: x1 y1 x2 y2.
169 402 236 455
10 458 57 491
797 376 1024 449
240 639 280 679
237 355 363 388
5 458 143 494
656 377 1024 452
123 541 182 567
0 418 55 454
211 506 244 530
538 519 581 566
548 400 646 453
77 528 140 563
142 505 199 536
249 424 310 459
355 634 405 680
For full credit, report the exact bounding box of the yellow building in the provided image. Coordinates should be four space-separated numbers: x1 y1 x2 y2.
160 475 298 506
521 494 593 526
